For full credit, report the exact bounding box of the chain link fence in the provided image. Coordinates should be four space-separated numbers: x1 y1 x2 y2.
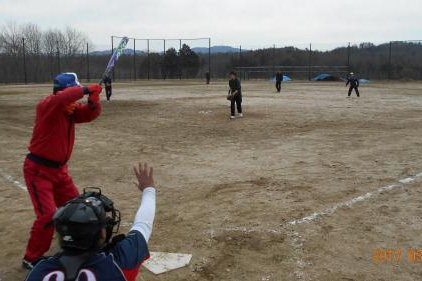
233 41 422 81
1 39 421 84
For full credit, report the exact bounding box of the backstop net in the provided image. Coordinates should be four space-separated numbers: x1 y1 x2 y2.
109 36 211 81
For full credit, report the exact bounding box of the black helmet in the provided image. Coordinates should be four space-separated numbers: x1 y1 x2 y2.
53 188 121 251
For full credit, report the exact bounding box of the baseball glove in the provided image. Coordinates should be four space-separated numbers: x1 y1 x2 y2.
227 90 233 101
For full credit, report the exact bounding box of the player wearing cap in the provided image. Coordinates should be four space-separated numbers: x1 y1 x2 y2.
22 73 103 269
228 71 243 119
205 72 210 84
24 162 156 281
103 75 113 101
346 72 360 97
275 71 284 93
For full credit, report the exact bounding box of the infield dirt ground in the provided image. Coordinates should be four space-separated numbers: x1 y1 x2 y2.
1 80 422 281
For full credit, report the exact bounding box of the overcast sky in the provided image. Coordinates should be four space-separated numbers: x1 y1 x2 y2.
0 0 421 51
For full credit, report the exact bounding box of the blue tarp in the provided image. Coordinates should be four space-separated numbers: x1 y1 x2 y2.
270 75 291 82
312 73 342 81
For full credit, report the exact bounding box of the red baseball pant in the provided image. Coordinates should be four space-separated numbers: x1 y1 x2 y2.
23 158 79 261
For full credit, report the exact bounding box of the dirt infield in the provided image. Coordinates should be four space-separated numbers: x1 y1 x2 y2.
1 80 422 280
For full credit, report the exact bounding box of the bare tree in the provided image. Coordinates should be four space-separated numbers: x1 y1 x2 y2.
63 27 85 56
42 29 60 56
22 23 42 55
0 22 22 56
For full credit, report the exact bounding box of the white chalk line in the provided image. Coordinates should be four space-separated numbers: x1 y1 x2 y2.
289 172 422 226
286 229 307 280
3 164 422 228
0 166 27 191
220 172 422 235
218 172 422 280
2 162 422 279
0 167 138 230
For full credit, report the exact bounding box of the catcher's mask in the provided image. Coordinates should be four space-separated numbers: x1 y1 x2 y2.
53 188 121 251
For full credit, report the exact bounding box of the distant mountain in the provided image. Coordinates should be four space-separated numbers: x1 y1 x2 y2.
90 50 110 56
193 45 241 54
90 45 242 56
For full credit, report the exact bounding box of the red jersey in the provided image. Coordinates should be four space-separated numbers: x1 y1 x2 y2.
28 86 101 165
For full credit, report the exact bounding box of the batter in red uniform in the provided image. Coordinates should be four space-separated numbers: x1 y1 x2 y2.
22 73 103 269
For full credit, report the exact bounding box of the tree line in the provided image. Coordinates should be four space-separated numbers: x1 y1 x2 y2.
208 42 422 80
1 22 421 83
0 22 203 83
0 22 91 83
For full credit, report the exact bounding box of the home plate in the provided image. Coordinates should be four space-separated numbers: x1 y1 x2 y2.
143 252 192 274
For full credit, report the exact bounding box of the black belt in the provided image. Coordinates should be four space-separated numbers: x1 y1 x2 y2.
27 153 63 168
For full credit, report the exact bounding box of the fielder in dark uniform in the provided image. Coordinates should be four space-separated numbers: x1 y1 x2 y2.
25 162 156 281
346 72 360 97
228 71 243 119
275 71 284 93
103 76 112 101
206 72 210 84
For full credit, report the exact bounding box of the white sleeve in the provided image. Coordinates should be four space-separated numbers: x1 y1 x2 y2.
130 187 156 243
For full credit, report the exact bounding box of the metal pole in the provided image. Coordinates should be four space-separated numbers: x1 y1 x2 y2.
147 39 150 80
179 39 182 80
208 38 211 82
347 42 351 73
86 42 90 82
239 45 242 80
308 43 312 81
272 44 275 78
57 40 61 74
388 41 392 80
133 39 136 80
163 39 166 80
22 37 27 84
49 53 53 79
111 36 115 81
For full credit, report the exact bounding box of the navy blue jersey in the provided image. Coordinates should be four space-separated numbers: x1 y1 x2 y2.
276 72 284 82
229 78 241 95
346 77 359 88
25 231 149 281
103 77 112 88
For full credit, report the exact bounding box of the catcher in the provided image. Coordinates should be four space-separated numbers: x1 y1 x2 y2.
227 71 243 119
25 162 156 281
22 73 102 269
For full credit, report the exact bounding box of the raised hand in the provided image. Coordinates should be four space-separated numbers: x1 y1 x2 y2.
133 162 155 192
